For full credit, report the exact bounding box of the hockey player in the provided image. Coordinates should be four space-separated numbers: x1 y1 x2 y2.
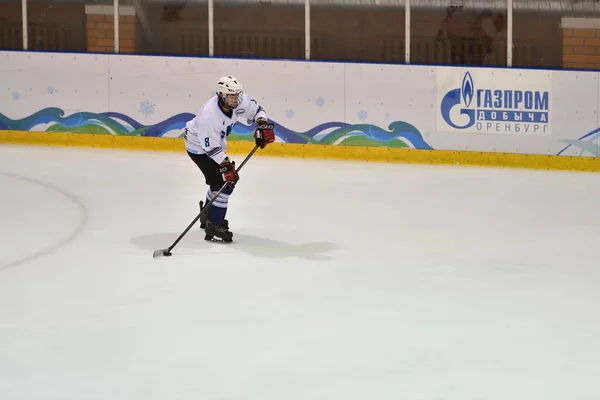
183 76 275 242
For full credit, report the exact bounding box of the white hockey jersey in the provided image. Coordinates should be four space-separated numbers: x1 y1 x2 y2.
184 94 267 164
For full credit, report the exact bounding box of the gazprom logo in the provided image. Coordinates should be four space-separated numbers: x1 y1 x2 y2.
440 71 551 135
462 72 474 107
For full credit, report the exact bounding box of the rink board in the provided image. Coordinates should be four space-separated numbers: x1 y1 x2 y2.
0 51 599 172
2 130 598 172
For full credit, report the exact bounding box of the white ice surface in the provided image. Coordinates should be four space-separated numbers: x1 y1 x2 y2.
1 144 599 400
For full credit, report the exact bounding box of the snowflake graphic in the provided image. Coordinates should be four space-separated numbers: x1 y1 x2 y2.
357 110 368 121
140 100 155 117
47 87 56 94
11 92 20 101
384 113 391 119
286 109 295 119
316 97 325 107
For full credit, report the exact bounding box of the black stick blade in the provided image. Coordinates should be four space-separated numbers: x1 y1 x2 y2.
153 249 172 258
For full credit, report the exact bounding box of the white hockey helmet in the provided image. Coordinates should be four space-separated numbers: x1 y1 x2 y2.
217 76 243 108
217 76 243 95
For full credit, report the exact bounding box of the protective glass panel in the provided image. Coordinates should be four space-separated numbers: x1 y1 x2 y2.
24 0 103 52
518 0 600 69
310 0 406 63
0 0 22 50
131 0 209 55
412 0 507 66
214 1 305 59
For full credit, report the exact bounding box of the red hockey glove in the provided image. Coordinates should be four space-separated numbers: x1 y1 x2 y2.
254 119 275 149
219 157 239 185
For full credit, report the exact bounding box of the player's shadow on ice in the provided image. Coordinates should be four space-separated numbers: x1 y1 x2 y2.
233 234 337 261
131 230 337 261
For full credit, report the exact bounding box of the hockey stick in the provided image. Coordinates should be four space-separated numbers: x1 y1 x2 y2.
153 144 260 258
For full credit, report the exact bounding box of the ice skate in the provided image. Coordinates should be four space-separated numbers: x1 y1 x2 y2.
204 221 233 243
199 201 229 230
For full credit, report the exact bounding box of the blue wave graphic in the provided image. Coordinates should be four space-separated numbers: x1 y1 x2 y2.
101 112 145 130
136 113 196 136
0 107 433 149
557 128 600 157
